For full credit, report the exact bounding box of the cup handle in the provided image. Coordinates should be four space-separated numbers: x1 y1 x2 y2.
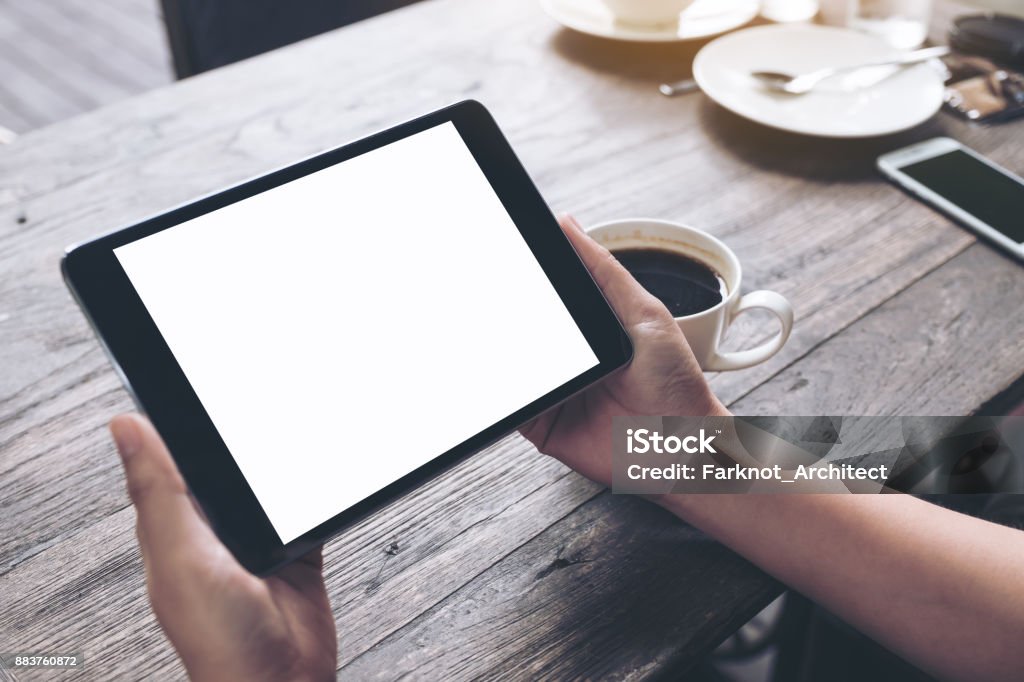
704 290 794 372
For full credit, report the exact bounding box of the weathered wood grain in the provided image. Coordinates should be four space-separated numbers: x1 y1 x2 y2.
1 0 1022 679
0 0 171 133
3 439 606 680
340 493 780 681
730 243 1024 416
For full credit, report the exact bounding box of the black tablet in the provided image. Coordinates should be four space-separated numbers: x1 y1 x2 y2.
63 100 632 575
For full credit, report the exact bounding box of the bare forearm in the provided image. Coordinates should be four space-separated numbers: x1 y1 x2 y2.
663 492 1024 682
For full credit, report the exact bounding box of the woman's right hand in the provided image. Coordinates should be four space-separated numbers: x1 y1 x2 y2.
520 214 729 487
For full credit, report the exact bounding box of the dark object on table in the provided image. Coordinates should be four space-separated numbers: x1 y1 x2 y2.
943 54 1024 123
160 0 426 78
949 14 1024 69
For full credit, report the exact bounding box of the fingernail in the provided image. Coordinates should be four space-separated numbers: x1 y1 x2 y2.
566 214 584 232
110 416 141 459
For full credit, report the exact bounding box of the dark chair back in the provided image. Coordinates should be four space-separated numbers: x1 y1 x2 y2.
160 0 425 78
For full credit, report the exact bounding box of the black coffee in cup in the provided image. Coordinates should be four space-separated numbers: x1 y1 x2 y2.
613 248 727 317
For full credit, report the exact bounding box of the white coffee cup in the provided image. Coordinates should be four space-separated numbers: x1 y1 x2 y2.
588 219 794 371
601 0 695 26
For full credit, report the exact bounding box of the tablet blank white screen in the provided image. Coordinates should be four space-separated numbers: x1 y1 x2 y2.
114 122 598 543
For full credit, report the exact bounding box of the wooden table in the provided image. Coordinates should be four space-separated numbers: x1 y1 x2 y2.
2 1 1023 679
0 0 171 135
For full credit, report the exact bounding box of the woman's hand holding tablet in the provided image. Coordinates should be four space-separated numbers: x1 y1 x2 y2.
63 101 632 575
102 213 728 680
108 413 337 682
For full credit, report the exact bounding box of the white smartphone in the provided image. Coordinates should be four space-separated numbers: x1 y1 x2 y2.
877 137 1024 262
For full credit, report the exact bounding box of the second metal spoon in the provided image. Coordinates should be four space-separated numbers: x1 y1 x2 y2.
751 45 950 95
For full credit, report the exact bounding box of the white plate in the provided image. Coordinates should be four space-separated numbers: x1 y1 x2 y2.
692 25 945 138
539 0 759 43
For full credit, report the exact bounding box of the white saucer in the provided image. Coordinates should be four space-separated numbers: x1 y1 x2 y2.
539 0 760 43
692 24 945 138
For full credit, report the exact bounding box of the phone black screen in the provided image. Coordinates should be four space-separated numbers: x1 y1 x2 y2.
901 150 1024 244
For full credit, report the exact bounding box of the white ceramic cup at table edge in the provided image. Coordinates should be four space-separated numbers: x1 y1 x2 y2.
600 0 696 26
587 218 794 371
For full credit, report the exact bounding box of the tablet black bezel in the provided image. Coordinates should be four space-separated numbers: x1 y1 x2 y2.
62 100 632 575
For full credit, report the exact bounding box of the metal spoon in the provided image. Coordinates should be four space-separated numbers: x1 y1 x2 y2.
659 77 700 97
751 45 950 95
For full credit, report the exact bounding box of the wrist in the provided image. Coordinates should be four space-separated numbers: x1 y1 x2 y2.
649 399 732 518
706 397 732 418
652 491 700 521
